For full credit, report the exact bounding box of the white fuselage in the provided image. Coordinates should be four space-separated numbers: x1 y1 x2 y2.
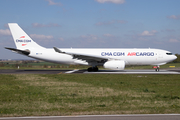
28 48 177 66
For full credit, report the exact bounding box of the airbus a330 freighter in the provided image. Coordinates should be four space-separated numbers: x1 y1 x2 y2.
5 23 177 72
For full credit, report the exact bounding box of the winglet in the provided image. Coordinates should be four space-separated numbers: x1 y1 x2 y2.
53 47 64 53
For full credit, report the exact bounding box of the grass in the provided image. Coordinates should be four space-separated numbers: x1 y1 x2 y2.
0 74 180 116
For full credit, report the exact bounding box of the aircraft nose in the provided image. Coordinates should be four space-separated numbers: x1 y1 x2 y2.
173 55 177 60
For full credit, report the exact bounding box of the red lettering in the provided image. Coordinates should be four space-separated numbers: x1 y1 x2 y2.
127 52 131 56
127 52 136 56
132 52 136 56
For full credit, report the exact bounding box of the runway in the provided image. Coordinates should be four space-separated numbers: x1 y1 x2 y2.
84 69 180 74
0 69 180 74
0 114 180 120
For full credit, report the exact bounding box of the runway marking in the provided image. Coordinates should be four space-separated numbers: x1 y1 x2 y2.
0 114 180 119
65 69 79 74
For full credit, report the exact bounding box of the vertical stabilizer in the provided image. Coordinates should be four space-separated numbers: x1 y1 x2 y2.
8 23 43 49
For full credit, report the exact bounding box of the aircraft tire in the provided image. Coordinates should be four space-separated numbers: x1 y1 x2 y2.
155 68 159 72
88 67 93 72
94 67 98 72
87 67 98 72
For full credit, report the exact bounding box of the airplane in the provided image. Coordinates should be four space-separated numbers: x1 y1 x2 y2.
5 23 177 72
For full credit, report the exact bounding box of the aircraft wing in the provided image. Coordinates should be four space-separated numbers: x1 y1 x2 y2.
53 47 108 62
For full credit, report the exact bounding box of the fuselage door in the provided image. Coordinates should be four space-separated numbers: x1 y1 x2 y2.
158 52 163 58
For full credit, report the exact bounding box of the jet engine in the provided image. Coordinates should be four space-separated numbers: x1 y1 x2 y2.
103 60 125 70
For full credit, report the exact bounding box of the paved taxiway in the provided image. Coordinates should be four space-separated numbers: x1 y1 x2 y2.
0 114 180 120
0 69 180 74
0 69 68 74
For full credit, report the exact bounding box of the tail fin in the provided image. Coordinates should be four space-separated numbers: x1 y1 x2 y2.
8 23 43 49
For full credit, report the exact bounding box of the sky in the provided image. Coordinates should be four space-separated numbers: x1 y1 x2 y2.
0 0 180 59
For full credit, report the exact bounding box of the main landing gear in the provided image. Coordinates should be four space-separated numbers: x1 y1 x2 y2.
87 66 99 72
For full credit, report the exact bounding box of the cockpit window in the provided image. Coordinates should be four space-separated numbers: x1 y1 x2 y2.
166 53 173 55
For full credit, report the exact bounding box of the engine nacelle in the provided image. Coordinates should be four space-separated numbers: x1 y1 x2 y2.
103 60 125 70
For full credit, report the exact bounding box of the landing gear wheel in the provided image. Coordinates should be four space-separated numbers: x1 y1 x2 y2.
88 67 93 72
94 67 98 72
155 68 159 72
87 67 99 72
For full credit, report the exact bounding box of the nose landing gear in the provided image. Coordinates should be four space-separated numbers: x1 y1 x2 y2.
153 66 160 72
155 67 159 72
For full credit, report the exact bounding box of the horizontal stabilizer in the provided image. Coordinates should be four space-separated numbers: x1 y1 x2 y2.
5 47 30 55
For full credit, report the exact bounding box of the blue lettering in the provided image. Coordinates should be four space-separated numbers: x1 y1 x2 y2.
144 52 147 56
147 52 150 56
135 52 154 56
151 52 154 56
117 52 120 56
101 52 125 56
136 52 139 56
101 52 105 56
113 52 116 56
105 52 109 56
109 52 112 56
